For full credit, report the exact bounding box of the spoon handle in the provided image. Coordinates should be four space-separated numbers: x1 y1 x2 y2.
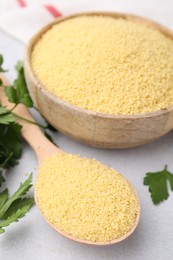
0 76 60 163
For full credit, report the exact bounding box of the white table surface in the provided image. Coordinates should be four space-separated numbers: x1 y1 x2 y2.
0 1 173 259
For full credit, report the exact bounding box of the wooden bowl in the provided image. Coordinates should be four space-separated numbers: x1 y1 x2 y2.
24 12 173 149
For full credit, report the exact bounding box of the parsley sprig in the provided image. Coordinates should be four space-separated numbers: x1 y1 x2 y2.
0 54 57 169
4 60 33 107
0 55 35 233
0 55 24 170
0 174 34 233
0 174 34 234
0 54 57 233
144 166 173 205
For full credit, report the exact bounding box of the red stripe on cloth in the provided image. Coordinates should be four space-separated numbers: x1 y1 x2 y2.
16 0 26 7
44 5 62 18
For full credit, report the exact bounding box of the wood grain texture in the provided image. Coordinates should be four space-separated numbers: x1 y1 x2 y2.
24 12 173 148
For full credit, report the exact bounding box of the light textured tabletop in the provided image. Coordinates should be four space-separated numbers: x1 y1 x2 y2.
0 1 173 260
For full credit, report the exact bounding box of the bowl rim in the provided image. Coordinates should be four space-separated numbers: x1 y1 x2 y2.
24 11 173 120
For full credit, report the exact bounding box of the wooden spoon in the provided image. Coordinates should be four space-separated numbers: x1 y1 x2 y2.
0 76 140 245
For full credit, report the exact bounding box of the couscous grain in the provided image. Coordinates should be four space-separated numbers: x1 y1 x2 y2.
35 153 139 242
31 15 173 114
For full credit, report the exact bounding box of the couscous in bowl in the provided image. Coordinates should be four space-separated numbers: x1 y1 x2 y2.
24 12 173 148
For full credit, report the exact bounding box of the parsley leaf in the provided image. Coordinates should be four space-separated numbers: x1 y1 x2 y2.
0 174 34 233
0 55 57 169
0 171 5 187
144 165 173 205
0 123 22 169
0 55 7 73
1 197 34 220
0 189 8 208
5 61 33 107
0 54 57 234
0 173 33 218
0 113 15 125
0 206 31 234
0 107 15 125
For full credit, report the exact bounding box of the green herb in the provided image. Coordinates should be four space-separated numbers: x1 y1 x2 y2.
144 165 173 205
0 171 5 187
0 55 57 169
0 54 58 233
0 123 22 169
4 61 33 107
0 174 34 233
0 55 7 73
0 106 15 125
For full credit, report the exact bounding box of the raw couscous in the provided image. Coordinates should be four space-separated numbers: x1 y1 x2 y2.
31 15 173 114
35 153 139 242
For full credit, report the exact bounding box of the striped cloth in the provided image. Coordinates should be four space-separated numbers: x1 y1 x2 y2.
0 0 173 44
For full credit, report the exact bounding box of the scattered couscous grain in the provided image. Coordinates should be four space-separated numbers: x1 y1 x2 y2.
35 153 139 242
31 15 173 115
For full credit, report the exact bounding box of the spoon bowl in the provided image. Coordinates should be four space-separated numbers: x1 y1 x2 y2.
24 12 173 149
0 76 140 245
